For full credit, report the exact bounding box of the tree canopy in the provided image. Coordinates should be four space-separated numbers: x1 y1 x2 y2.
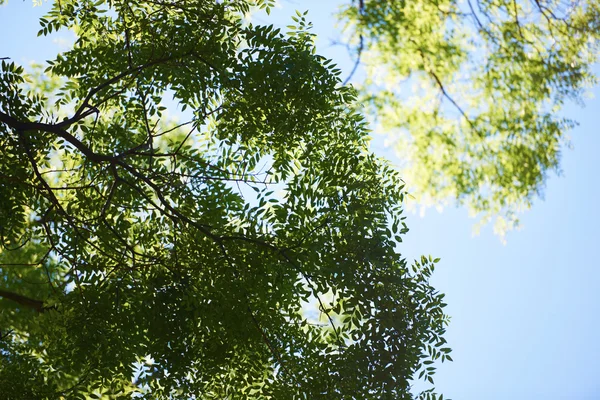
339 0 599 234
2 0 598 397
0 1 449 399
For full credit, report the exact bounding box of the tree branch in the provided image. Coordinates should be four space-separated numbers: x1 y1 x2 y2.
0 111 114 162
342 0 365 86
0 289 44 312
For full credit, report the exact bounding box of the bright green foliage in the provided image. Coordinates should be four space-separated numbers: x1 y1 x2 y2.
0 1 449 398
340 0 599 234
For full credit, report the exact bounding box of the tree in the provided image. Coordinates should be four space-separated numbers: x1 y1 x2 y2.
0 1 450 398
338 0 599 235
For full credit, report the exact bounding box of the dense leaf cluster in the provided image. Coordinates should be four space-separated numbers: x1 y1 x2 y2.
0 1 449 398
340 0 599 234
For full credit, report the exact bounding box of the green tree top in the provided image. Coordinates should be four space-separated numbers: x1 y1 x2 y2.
0 1 448 398
339 0 599 235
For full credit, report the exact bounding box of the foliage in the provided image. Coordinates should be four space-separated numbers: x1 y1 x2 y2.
339 0 599 235
0 1 449 398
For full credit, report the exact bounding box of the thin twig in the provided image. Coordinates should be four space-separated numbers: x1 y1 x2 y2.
342 0 365 86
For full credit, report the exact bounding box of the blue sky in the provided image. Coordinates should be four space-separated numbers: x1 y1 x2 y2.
1 1 599 399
